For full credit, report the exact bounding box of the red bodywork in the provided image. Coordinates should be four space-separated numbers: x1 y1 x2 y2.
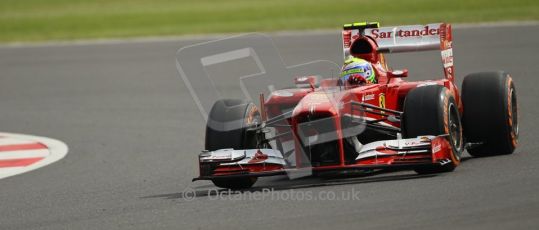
194 23 460 180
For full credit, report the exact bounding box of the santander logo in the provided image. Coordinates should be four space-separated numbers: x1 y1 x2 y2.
368 25 440 39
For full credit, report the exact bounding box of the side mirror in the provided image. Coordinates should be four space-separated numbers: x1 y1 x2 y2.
294 75 320 89
388 69 408 78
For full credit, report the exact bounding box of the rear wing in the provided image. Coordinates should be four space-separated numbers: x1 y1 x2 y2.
342 22 455 81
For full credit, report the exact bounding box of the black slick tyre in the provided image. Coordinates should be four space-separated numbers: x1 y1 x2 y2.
462 71 518 157
403 85 463 174
205 99 261 189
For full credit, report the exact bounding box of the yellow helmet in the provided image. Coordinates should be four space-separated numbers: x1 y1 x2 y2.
341 57 377 85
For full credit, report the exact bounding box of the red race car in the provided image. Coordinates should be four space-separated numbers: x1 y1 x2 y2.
193 22 519 189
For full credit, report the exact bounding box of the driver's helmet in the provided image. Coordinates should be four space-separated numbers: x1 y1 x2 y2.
340 57 377 85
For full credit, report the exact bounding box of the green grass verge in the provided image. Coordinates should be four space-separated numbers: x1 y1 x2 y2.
1 0 538 42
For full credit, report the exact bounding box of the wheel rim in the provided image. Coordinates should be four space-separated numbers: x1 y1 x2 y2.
510 88 519 138
448 103 463 160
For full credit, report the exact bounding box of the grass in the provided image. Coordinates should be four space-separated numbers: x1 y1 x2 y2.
0 0 538 42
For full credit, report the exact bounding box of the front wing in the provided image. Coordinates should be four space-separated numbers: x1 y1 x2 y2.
192 135 454 181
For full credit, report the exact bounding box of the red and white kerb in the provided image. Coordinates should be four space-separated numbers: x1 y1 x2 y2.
0 132 68 179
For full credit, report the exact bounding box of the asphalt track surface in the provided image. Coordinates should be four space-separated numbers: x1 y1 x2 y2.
0 24 538 230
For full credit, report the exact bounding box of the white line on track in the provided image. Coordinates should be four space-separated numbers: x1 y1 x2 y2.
0 149 49 160
0 138 35 145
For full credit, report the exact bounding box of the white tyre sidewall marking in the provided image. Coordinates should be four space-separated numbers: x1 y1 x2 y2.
0 132 68 180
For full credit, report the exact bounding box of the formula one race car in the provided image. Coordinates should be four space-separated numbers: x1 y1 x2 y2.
192 22 519 189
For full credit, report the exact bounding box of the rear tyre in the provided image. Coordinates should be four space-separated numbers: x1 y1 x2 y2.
403 85 463 174
462 71 518 157
205 99 261 189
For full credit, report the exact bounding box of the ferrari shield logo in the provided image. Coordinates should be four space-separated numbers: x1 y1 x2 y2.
379 93 386 109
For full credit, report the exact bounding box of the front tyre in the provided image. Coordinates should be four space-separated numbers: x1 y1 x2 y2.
205 99 261 189
462 71 518 157
403 85 463 174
